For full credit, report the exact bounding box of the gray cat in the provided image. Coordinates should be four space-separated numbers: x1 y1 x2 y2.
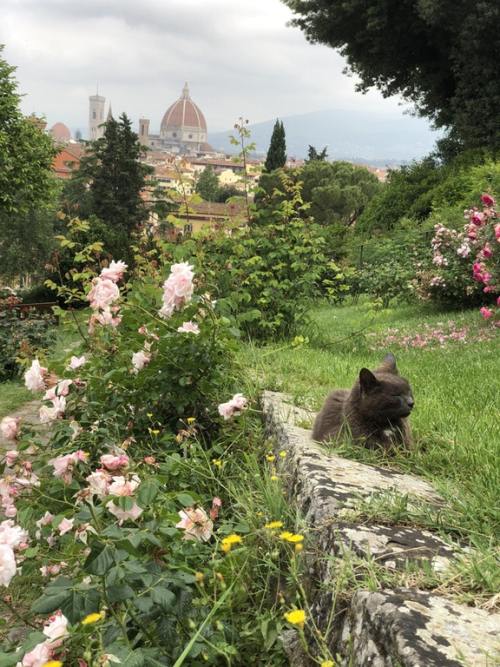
312 353 414 450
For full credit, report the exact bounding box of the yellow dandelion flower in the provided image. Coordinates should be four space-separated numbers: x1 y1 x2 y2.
212 458 223 467
147 412 153 417
284 609 306 628
187 417 196 424
279 450 287 458
266 454 276 462
270 475 279 481
42 662 63 667
280 532 304 544
264 521 284 530
321 661 335 667
221 534 242 553
294 543 304 553
81 611 105 625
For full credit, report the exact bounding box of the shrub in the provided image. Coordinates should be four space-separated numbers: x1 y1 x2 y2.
196 172 328 340
418 194 499 321
0 291 56 381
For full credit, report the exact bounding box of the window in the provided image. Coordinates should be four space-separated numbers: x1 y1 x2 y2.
173 132 177 138
92 111 96 119
188 134 193 139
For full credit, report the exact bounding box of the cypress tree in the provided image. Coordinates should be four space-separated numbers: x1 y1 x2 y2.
264 120 287 172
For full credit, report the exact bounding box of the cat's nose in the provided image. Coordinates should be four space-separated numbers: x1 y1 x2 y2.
407 397 415 409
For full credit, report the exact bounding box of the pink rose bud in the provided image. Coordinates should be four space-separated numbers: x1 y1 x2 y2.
495 224 500 242
471 212 484 226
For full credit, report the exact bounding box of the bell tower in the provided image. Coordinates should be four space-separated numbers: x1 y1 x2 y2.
89 92 106 140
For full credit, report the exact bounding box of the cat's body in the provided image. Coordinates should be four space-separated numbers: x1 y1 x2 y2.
312 354 414 450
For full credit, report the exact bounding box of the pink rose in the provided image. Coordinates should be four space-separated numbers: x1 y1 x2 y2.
480 307 493 320
495 224 500 242
5 450 18 467
67 355 86 370
20 640 52 666
57 517 74 536
481 193 495 207
24 359 48 392
86 470 112 497
177 321 200 335
43 379 72 401
43 611 69 643
218 393 248 420
159 262 195 319
107 500 143 524
471 212 484 226
39 396 66 424
100 260 128 283
132 350 151 373
481 243 493 259
0 543 17 586
88 277 120 310
0 520 29 549
1 416 20 441
176 507 213 542
100 454 129 471
108 474 140 497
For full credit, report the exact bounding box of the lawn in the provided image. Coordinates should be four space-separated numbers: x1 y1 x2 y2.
242 300 500 587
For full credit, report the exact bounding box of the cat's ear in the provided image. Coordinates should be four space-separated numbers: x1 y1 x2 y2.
376 353 398 375
359 368 380 392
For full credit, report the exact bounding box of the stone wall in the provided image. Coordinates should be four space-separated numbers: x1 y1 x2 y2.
262 391 500 667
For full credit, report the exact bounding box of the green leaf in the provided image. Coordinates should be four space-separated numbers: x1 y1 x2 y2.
0 651 22 667
151 587 175 610
85 545 115 575
176 493 195 507
107 584 135 603
138 480 159 506
31 590 71 614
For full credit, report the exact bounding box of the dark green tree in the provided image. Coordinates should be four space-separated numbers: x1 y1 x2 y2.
264 120 287 172
195 166 219 201
63 113 152 261
0 46 58 279
283 0 500 150
215 184 241 202
307 145 328 161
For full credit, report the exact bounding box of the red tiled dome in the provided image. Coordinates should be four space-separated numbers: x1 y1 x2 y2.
49 122 71 142
161 83 207 133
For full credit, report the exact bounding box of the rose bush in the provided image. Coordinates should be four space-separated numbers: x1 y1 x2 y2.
417 194 499 323
0 251 324 665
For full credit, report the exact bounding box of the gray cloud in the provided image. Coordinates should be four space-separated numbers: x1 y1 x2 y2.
1 0 418 137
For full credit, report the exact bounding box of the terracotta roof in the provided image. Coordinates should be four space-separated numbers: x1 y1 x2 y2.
161 83 207 132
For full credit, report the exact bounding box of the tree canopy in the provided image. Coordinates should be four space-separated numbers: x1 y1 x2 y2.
0 45 58 278
264 120 287 172
307 145 328 162
283 0 500 151
195 166 219 201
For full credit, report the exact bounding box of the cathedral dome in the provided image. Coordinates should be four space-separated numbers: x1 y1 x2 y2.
160 83 207 135
49 122 71 142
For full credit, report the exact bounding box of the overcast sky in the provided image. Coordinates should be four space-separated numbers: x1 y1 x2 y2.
1 0 419 136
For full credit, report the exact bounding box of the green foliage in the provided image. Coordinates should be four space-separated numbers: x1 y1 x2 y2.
196 172 328 340
352 221 429 307
283 0 500 150
264 119 286 172
195 166 220 202
0 45 58 278
358 153 500 235
0 291 56 381
306 145 328 162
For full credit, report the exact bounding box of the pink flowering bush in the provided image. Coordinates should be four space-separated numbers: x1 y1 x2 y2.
0 250 299 665
417 194 499 322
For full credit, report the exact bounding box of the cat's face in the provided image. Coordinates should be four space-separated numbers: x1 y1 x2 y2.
357 354 414 421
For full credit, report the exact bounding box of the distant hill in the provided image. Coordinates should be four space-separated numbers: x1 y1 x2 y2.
209 109 441 164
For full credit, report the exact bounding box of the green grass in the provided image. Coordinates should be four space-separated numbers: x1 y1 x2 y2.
0 381 32 416
242 300 500 590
